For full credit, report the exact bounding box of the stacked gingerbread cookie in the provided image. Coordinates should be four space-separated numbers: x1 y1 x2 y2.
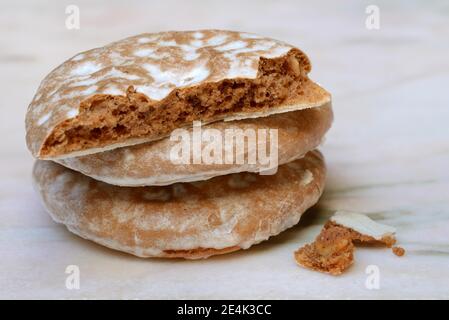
26 30 332 259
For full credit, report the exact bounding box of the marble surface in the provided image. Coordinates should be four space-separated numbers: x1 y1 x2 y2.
1 0 448 299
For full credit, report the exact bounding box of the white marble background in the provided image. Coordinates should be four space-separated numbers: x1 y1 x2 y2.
1 0 448 299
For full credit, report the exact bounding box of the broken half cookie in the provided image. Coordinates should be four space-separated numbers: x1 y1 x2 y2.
25 30 330 159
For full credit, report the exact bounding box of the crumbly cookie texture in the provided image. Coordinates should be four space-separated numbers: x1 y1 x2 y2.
294 212 402 275
25 30 330 159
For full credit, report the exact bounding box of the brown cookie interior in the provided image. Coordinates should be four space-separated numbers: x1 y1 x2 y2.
40 49 327 158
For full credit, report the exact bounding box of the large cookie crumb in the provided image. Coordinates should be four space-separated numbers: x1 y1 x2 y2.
294 212 401 276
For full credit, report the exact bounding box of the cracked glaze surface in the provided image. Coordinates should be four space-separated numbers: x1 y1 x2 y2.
25 30 297 156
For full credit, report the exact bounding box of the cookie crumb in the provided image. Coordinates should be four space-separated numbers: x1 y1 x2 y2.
294 212 400 275
294 223 355 275
392 246 405 257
